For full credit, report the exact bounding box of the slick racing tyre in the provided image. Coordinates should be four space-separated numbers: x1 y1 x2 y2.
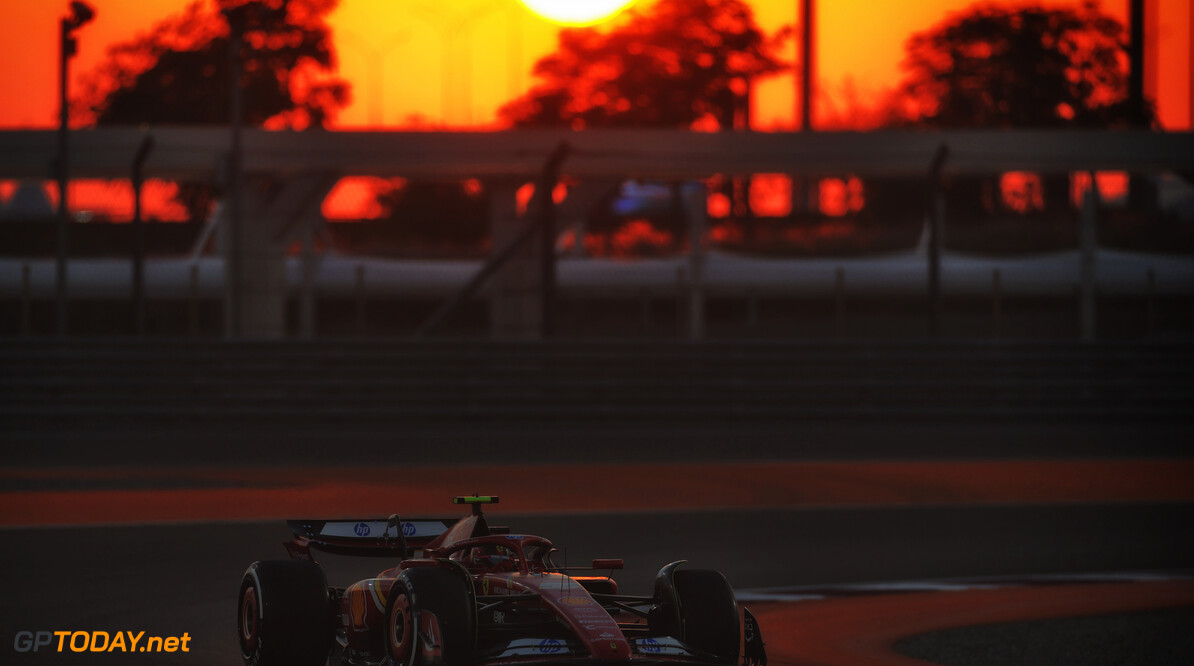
674 569 740 664
238 560 333 666
386 567 474 666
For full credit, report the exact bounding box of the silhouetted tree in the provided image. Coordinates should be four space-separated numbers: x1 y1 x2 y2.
79 0 349 222
500 0 786 129
898 2 1141 129
893 2 1151 219
84 0 348 128
500 0 785 241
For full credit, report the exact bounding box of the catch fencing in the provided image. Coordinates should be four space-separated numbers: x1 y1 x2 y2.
2 339 1190 425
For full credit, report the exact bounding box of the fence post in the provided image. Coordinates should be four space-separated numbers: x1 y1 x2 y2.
1079 175 1098 342
639 288 651 331
683 182 707 342
835 266 846 339
927 144 949 338
131 135 154 337
416 143 570 341
300 217 316 340
675 267 686 339
538 143 570 339
1146 268 1156 337
355 263 367 337
188 263 199 338
21 263 31 337
992 268 1003 340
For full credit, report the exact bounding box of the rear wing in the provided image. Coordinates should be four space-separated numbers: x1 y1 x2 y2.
285 517 456 559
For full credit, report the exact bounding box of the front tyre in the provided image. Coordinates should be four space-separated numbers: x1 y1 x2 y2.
674 569 740 664
386 567 474 666
238 560 332 666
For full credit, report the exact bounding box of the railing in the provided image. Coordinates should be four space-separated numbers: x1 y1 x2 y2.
2 340 1190 424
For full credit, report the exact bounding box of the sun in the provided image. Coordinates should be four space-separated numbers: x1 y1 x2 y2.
518 0 637 27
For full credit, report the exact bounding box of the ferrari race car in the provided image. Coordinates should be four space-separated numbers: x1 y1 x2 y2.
238 496 766 666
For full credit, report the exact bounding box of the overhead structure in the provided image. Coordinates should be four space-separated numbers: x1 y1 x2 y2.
4 128 1192 180
2 128 1191 339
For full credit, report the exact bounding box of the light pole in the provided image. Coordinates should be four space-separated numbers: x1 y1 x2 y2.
507 7 523 103
56 0 95 336
795 0 816 217
337 30 410 126
222 6 245 339
410 0 503 126
799 0 814 131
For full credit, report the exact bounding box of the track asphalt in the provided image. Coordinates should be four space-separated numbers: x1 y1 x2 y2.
3 459 1192 526
752 580 1194 666
2 457 1191 665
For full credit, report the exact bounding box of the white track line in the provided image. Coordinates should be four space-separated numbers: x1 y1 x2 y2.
735 570 1194 602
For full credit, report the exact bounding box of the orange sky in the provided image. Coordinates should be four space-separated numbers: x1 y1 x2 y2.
0 0 1189 131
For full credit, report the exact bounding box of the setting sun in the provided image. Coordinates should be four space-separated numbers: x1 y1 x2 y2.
0 1 1188 130
518 0 636 26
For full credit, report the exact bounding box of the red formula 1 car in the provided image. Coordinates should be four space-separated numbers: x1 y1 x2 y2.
237 496 766 666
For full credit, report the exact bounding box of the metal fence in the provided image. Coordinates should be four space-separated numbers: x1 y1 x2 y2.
3 339 1190 425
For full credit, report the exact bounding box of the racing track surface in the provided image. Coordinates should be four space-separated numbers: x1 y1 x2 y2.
2 505 1193 665
2 421 1193 665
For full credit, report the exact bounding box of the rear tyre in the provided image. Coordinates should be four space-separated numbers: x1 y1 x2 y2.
238 560 332 666
386 567 474 666
674 569 740 664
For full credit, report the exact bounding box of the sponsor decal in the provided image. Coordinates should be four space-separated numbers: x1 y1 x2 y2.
332 521 444 539
480 579 490 595
559 596 591 606
320 521 384 538
634 637 689 656
497 638 573 658
317 520 450 539
12 631 191 654
493 611 506 624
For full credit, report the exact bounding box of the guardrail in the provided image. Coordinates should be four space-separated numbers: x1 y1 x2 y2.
2 340 1190 424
